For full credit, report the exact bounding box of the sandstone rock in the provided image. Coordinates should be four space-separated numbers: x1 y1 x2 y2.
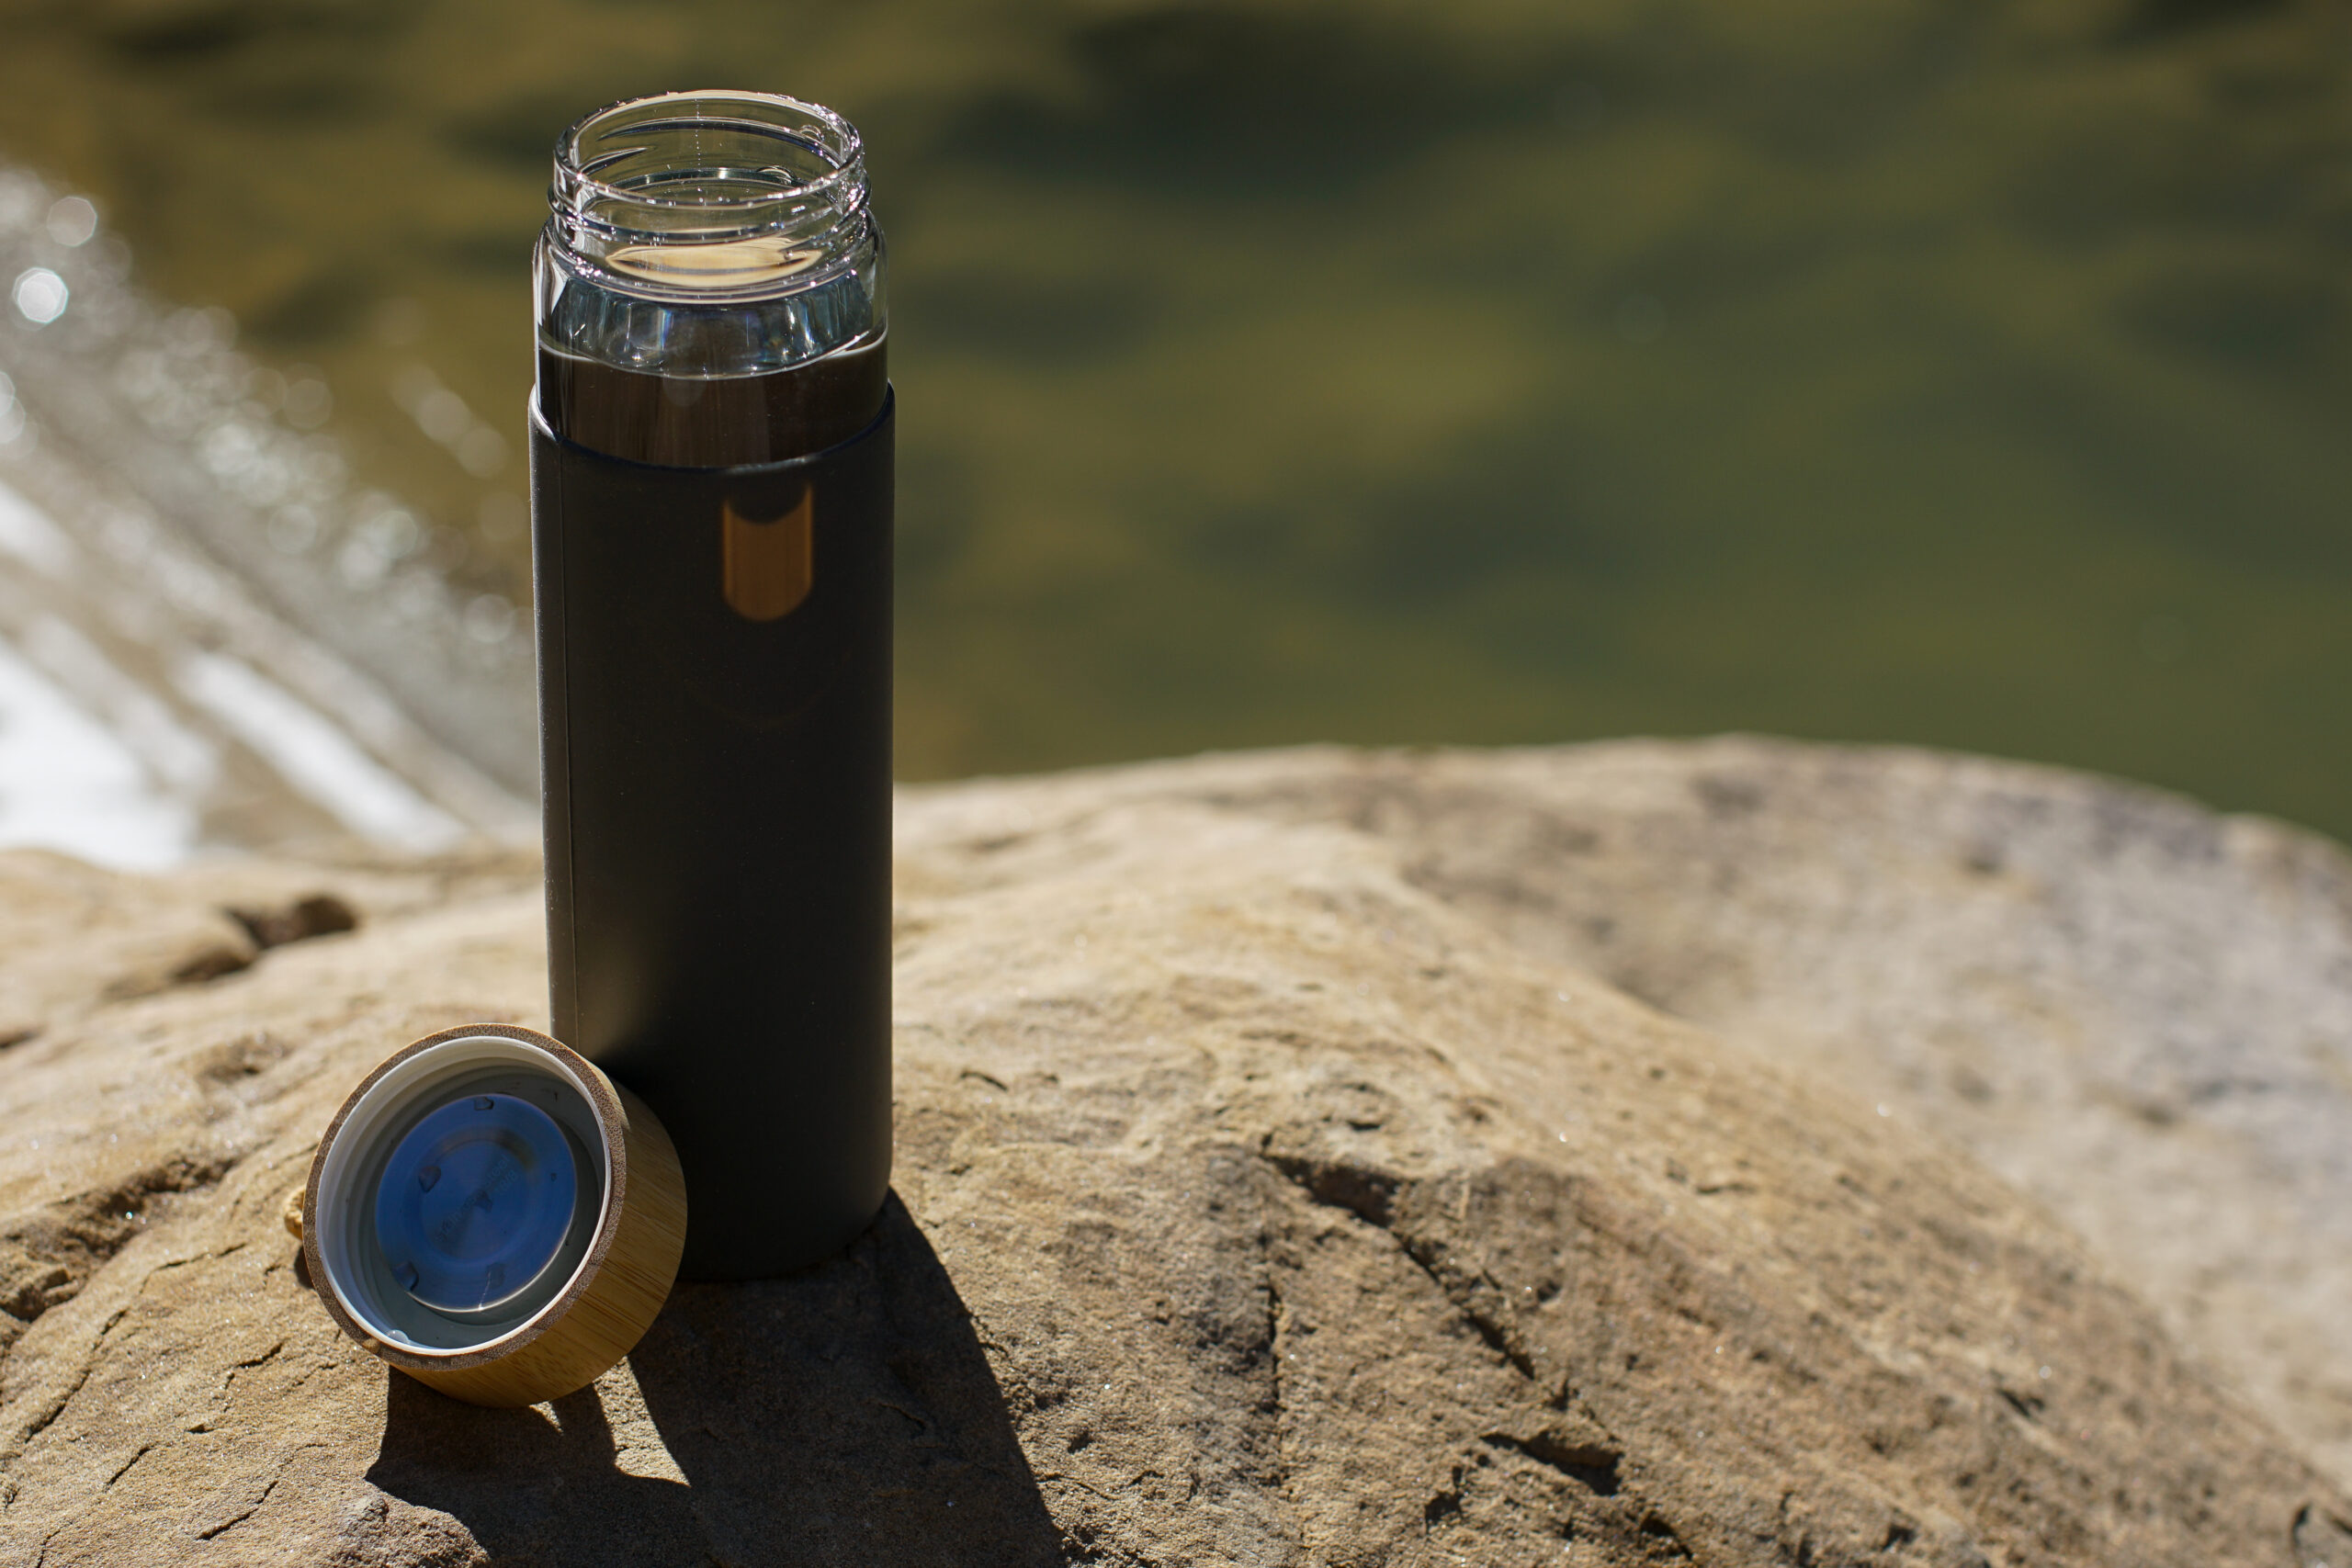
0 742 2345 1566
1080 738 2352 1489
0 851 255 1037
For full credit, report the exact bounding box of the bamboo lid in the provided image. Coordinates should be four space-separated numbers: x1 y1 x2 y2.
302 1023 685 1408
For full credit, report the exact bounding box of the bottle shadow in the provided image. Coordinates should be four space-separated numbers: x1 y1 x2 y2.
367 1191 1062 1566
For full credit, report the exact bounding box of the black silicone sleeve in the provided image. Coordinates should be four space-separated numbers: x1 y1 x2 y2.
529 392 893 1280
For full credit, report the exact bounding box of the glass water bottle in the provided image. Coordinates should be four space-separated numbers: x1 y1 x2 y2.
530 90 892 1279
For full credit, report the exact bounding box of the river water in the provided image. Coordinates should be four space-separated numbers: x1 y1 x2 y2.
0 0 2346 841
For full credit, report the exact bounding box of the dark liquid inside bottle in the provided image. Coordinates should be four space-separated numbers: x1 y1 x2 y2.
537 334 888 466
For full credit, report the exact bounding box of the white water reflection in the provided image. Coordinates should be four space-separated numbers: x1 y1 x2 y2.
11 267 64 326
0 630 192 869
173 649 460 852
41 197 94 249
0 164 534 861
0 472 69 576
0 164 535 804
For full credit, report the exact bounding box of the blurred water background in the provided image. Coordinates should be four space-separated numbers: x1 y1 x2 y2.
0 0 2346 860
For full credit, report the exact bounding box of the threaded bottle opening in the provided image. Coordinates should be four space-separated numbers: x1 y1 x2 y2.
537 90 886 388
549 91 869 299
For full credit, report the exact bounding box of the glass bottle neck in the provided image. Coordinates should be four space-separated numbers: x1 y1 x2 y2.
534 90 888 466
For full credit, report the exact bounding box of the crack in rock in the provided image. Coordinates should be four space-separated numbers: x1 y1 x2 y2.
0 1155 236 1325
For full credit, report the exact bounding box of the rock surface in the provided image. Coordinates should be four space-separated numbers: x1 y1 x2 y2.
0 739 2346 1566
1114 739 2352 1489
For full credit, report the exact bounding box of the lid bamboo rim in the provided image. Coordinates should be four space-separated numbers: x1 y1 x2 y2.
303 1023 686 1407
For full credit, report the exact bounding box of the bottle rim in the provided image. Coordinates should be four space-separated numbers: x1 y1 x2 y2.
548 90 870 298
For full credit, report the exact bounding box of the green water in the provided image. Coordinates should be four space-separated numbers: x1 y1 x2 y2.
3 0 2347 833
